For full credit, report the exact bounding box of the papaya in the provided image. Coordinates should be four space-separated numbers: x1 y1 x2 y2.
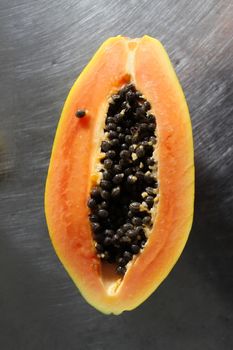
45 35 194 314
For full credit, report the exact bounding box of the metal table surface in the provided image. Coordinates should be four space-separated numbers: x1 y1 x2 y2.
0 1 232 349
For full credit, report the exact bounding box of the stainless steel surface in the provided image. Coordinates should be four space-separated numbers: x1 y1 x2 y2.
0 1 232 349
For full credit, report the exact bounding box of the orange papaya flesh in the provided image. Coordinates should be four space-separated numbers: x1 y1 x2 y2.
45 36 194 314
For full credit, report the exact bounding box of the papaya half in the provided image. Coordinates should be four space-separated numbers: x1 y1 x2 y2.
45 35 194 314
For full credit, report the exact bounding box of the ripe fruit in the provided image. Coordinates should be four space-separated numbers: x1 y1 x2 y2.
45 36 194 314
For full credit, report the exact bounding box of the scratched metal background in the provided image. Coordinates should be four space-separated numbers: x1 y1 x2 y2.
0 0 233 349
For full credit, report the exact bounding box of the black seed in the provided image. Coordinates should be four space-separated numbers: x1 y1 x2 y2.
111 94 121 102
87 198 97 209
100 180 112 190
129 144 136 152
119 159 129 168
140 140 149 147
131 244 140 254
127 229 136 238
91 187 101 199
135 164 143 172
144 171 154 184
129 202 140 212
142 215 151 225
132 158 140 167
132 217 142 226
91 222 100 233
132 134 139 143
147 157 155 166
102 251 110 260
89 214 99 222
148 123 156 132
94 233 104 243
104 237 112 245
124 167 133 176
121 143 128 150
123 223 133 231
116 228 124 237
111 138 120 148
116 266 126 275
141 241 146 248
106 150 116 159
145 196 154 208
128 210 134 218
136 145 145 158
127 175 137 184
100 201 108 209
105 229 114 236
104 159 113 169
113 173 124 184
107 104 116 116
147 114 155 123
126 91 136 105
98 209 109 218
106 117 115 124
119 86 128 97
96 243 104 253
118 133 125 142
130 125 138 133
115 113 123 123
135 107 146 119
135 91 141 98
101 190 110 200
113 164 122 174
101 141 111 152
120 150 130 159
139 123 148 132
121 101 127 109
106 123 117 131
116 126 122 133
108 130 118 139
75 109 86 118
113 234 120 243
135 171 144 182
149 136 157 144
145 144 154 155
120 236 131 244
135 226 144 234
118 257 127 266
144 101 151 111
127 83 136 91
122 102 130 111
102 171 112 180
123 251 133 261
125 135 132 144
126 90 134 99
146 187 156 196
111 186 121 197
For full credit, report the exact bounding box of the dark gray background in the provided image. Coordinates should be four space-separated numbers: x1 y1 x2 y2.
0 0 233 349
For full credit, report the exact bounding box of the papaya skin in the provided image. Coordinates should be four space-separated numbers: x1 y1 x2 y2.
45 35 194 314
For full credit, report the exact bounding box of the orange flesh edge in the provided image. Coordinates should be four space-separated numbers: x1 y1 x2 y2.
45 36 194 314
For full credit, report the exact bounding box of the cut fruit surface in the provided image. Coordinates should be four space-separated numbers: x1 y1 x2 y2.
45 35 194 314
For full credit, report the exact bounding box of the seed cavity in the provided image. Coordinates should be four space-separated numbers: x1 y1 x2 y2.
88 83 159 275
